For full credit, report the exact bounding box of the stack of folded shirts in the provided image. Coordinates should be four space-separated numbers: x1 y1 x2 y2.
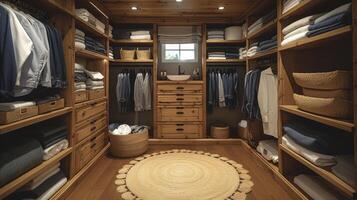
282 0 303 14
75 9 96 26
256 139 279 164
257 35 277 52
85 36 106 54
0 101 36 112
208 51 226 60
8 169 68 200
225 48 240 59
95 19 105 34
332 155 355 187
74 62 87 92
207 30 224 40
84 70 104 90
281 2 351 46
75 82 86 92
75 29 85 50
109 25 113 38
239 47 247 59
109 47 114 59
247 42 258 57
293 174 340 200
130 30 151 40
0 134 43 187
248 10 276 36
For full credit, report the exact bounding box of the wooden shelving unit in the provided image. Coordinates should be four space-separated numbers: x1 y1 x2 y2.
74 15 108 39
75 49 108 60
206 59 245 63
206 39 246 45
279 0 326 21
248 19 277 40
109 38 153 45
109 59 154 64
247 48 277 61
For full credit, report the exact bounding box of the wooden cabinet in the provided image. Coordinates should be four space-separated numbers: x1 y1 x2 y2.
156 82 204 139
75 101 106 123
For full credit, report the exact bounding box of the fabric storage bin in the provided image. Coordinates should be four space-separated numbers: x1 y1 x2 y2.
302 88 352 100
120 49 135 60
225 26 242 40
211 124 229 139
293 94 352 119
136 48 151 60
38 98 64 114
293 70 352 90
109 129 148 158
0 105 38 124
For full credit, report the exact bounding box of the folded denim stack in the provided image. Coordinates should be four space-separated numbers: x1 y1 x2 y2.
130 30 151 40
247 42 258 57
257 35 277 52
239 47 247 59
75 29 85 50
248 10 276 36
282 0 303 14
85 36 106 54
281 3 351 46
74 62 87 92
207 30 225 40
84 70 104 90
208 51 226 60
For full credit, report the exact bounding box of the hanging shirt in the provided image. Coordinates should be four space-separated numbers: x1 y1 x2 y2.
134 73 144 112
218 73 226 107
143 73 152 111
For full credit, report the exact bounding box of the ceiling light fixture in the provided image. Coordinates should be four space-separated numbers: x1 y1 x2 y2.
131 6 138 11
218 6 225 10
176 0 182 2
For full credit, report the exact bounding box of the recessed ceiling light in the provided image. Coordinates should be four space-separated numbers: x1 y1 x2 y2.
218 6 224 10
131 6 138 10
176 0 182 2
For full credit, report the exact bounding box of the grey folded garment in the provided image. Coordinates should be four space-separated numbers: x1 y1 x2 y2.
86 79 104 86
294 174 339 200
75 29 85 37
24 163 60 190
0 101 36 111
84 70 104 80
332 155 355 187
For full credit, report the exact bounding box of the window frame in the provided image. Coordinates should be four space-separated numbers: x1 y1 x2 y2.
161 43 198 63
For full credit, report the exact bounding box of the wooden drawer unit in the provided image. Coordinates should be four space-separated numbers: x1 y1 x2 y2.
38 98 64 114
88 89 105 100
75 132 107 172
75 114 107 143
158 84 203 94
74 91 88 104
157 123 202 139
75 101 106 123
158 94 202 104
157 106 202 122
0 106 38 125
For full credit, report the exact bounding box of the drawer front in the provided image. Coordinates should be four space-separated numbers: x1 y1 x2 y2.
38 98 64 114
88 89 105 100
0 106 38 125
75 115 107 143
158 106 202 122
158 84 203 93
157 123 202 139
76 101 106 123
92 133 106 155
74 91 88 104
158 95 202 104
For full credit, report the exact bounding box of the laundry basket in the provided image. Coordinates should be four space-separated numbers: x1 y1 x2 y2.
136 48 151 60
211 124 230 139
120 49 135 60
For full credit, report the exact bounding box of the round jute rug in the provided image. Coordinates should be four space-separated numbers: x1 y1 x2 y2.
115 149 253 200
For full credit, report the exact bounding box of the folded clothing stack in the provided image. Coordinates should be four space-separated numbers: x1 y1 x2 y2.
0 101 36 112
84 70 104 90
75 29 85 50
257 35 277 52
256 140 279 164
109 47 114 59
109 123 150 135
95 19 105 34
247 42 258 57
74 62 87 92
0 134 43 187
239 47 247 59
75 8 96 26
7 167 67 200
85 36 106 54
281 3 351 46
293 174 339 200
208 51 226 60
282 0 303 14
109 25 113 38
207 30 224 40
248 10 276 36
130 30 151 40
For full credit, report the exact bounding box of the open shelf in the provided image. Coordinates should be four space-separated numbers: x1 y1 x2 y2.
75 16 108 39
110 59 154 63
206 39 246 45
279 26 352 51
0 107 72 134
280 0 326 21
109 38 153 45
206 59 245 63
75 49 108 60
280 144 356 198
0 148 72 199
247 48 277 61
280 105 354 132
248 19 277 40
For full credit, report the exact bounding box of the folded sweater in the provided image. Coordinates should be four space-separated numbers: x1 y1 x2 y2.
282 14 322 35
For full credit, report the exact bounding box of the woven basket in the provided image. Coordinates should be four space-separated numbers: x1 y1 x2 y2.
120 49 135 60
293 93 352 119
109 129 149 158
293 70 352 90
136 48 151 60
211 124 229 139
303 88 352 100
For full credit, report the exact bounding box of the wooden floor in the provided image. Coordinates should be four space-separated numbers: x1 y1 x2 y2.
67 144 295 200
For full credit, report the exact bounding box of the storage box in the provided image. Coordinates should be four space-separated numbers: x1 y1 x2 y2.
0 105 38 124
38 98 64 114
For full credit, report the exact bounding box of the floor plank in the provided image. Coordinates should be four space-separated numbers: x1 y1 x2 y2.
67 144 295 200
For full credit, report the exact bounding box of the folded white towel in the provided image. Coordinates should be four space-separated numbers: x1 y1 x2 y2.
43 139 69 161
131 30 150 36
282 135 336 167
75 63 85 71
284 25 310 40
281 31 308 46
75 41 86 50
294 174 339 200
282 14 322 35
0 101 36 111
314 3 352 24
130 35 151 40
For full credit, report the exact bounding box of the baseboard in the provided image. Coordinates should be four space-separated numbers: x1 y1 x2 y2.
148 138 242 145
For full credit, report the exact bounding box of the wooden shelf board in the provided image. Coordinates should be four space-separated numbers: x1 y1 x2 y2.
156 80 204 84
50 144 110 200
280 0 327 21
75 49 108 60
27 0 74 16
248 19 277 40
206 39 246 45
280 144 356 198
109 38 153 45
75 16 108 39
0 107 72 134
247 48 277 60
206 59 245 63
110 59 154 64
0 148 72 199
279 26 352 51
280 105 354 132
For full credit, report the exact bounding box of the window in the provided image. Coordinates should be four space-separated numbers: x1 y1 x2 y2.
162 43 198 63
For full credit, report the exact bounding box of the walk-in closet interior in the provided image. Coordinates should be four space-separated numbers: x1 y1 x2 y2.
0 0 356 199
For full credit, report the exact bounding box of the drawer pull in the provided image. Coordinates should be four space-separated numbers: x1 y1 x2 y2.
82 112 86 116
176 87 184 90
176 112 184 115
90 137 97 141
90 120 96 124
176 124 184 126
90 126 97 131
176 94 184 96
176 128 184 131
176 98 184 101
91 143 97 148
176 107 184 109
50 102 56 106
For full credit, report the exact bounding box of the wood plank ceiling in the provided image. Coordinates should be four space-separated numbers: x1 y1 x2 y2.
101 0 261 24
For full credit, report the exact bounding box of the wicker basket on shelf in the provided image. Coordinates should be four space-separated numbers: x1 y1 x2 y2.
120 48 135 60
136 48 151 60
293 93 352 119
